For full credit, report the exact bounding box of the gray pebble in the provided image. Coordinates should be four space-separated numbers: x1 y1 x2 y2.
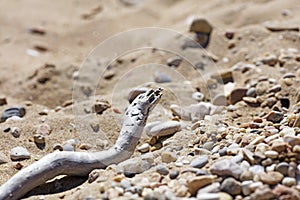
0 152 8 165
169 170 179 179
190 155 209 168
192 92 204 102
148 121 181 137
275 162 289 176
63 143 75 151
249 165 265 176
156 164 169 175
221 177 242 195
210 158 244 179
153 71 171 83
118 154 154 175
125 186 143 195
10 146 30 161
203 141 214 151
246 87 256 97
166 56 182 67
161 151 177 163
120 179 132 189
266 111 283 123
1 107 26 123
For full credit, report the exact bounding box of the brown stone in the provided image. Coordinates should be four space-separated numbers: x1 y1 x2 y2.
229 88 248 104
259 171 283 185
186 175 217 195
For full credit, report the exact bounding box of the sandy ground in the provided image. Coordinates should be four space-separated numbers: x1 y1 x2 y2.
1 0 300 199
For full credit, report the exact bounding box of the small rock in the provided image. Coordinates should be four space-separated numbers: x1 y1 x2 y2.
79 143 92 150
264 21 300 32
190 155 209 168
63 143 75 151
264 150 278 159
128 87 149 103
249 165 265 176
93 100 111 114
266 111 283 123
10 127 20 138
283 135 300 147
148 121 181 137
225 31 234 40
169 170 179 179
228 88 248 104
137 143 149 153
88 169 100 183
166 56 182 67
1 107 26 123
118 154 154 175
192 92 204 102
10 146 30 161
33 134 45 144
161 151 177 163
260 54 278 66
268 84 281 93
251 186 276 200
273 185 300 200
120 179 132 189
210 158 244 179
246 87 256 97
53 143 63 151
186 175 217 195
153 71 171 83
221 177 242 195
282 177 296 187
197 182 221 194
156 164 169 175
242 180 253 196
259 171 283 185
0 152 8 165
189 18 213 48
212 94 227 106
36 123 51 135
0 96 7 106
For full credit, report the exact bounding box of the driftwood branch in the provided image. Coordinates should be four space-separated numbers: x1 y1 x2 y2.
0 88 163 200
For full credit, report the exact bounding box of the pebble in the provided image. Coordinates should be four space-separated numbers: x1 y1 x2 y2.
53 143 63 151
228 88 248 104
283 135 300 147
190 155 209 168
10 146 30 161
79 143 92 150
212 94 227 106
258 171 283 185
127 87 149 103
93 100 111 114
161 151 177 163
282 177 296 187
156 164 169 175
283 72 296 79
241 180 253 196
0 152 8 165
275 162 289 175
197 192 232 200
264 150 278 159
33 134 45 144
197 182 221 194
249 165 264 176
120 179 132 189
186 175 217 195
118 154 154 175
1 107 26 122
148 121 181 137
192 92 204 102
88 169 100 183
137 143 150 153
36 123 51 135
10 127 20 138
265 111 283 123
210 158 244 179
268 84 281 93
166 56 182 67
221 177 242 195
169 170 179 179
63 143 75 151
153 71 171 83
260 54 278 66
0 96 7 106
